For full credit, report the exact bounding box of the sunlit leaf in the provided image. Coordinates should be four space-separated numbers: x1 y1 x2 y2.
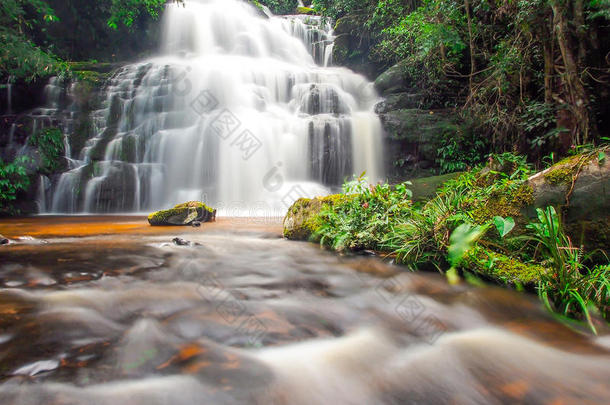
493 216 515 238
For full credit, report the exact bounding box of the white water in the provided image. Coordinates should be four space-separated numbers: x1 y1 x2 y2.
48 0 384 215
6 77 13 114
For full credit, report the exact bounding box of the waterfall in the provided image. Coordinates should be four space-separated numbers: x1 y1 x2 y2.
48 0 384 215
6 77 13 114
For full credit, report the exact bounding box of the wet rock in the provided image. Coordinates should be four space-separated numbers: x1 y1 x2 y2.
380 109 457 170
375 93 425 113
374 60 410 96
0 235 8 245
173 237 190 246
148 201 216 226
172 237 201 247
330 15 378 78
192 221 202 227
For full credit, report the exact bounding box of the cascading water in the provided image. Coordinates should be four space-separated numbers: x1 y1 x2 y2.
48 0 384 215
6 77 13 114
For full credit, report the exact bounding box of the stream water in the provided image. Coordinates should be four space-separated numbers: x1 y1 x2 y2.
0 217 609 404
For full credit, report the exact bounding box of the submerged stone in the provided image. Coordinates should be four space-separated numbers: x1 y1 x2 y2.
148 201 216 226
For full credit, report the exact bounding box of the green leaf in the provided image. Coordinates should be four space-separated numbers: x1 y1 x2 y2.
598 151 606 165
446 267 461 285
448 223 488 267
493 216 515 238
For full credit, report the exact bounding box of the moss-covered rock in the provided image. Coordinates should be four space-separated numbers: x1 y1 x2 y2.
283 194 346 240
331 34 350 66
471 183 535 225
464 247 549 287
528 150 608 219
374 59 410 96
410 172 462 202
148 201 216 226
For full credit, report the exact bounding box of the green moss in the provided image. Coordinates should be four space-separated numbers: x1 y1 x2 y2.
410 172 462 202
174 201 215 213
283 194 348 240
543 154 594 186
471 183 534 224
148 207 183 223
464 247 548 286
148 201 216 226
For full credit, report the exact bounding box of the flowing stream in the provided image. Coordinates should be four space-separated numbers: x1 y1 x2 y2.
0 217 609 404
47 0 383 215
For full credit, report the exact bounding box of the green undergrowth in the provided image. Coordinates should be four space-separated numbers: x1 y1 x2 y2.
286 152 609 330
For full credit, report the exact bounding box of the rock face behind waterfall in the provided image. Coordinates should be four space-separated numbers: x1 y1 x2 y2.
148 201 216 226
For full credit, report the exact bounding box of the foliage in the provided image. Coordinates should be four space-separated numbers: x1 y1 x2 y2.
314 173 413 251
312 0 373 20
28 128 65 175
0 28 65 82
0 0 65 81
525 206 609 331
0 157 32 215
317 0 610 162
302 153 608 328
256 0 299 15
107 0 181 29
436 118 489 173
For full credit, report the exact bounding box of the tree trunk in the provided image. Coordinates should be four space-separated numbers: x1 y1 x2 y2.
573 0 587 66
541 13 554 104
464 0 476 95
550 0 594 145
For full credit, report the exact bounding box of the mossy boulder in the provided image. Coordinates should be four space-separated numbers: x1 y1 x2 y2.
527 150 609 254
470 182 535 226
374 60 411 96
331 34 351 66
464 247 549 287
410 172 462 202
148 201 216 226
527 150 609 221
283 194 347 240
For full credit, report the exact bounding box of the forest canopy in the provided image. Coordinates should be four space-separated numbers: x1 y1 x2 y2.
311 0 610 163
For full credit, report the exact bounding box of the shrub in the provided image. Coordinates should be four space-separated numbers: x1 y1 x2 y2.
0 157 32 215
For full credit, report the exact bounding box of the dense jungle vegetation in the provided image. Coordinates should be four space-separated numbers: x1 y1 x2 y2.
312 0 610 168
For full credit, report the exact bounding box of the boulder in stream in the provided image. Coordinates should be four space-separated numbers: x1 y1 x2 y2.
148 202 216 226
